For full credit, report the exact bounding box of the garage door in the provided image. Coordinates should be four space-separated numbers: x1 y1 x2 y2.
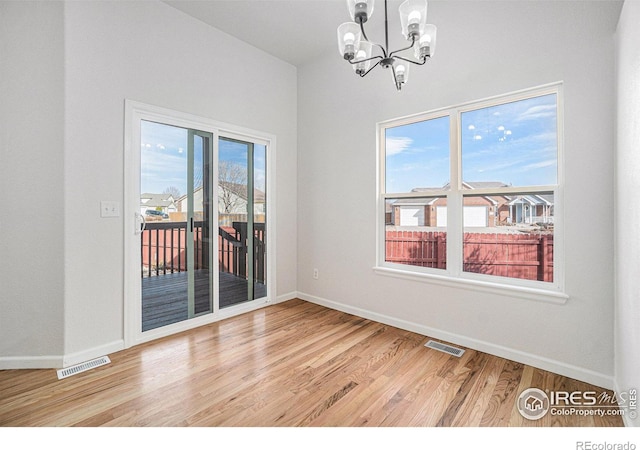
464 206 488 227
436 206 447 227
400 207 424 226
435 206 488 227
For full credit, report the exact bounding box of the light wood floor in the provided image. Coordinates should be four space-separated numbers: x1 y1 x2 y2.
0 299 623 427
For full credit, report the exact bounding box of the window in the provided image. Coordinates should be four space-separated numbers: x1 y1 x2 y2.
377 84 564 300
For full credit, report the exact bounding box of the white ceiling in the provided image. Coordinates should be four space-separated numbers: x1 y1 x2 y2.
163 0 403 67
163 0 624 68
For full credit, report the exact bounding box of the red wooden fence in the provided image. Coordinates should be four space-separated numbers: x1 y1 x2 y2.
385 231 554 282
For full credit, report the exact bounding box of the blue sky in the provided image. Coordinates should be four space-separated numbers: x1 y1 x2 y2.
385 94 558 193
141 121 189 196
385 115 450 193
141 121 266 197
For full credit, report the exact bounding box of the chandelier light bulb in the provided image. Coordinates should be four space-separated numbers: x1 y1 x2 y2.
352 41 373 75
343 32 356 59
392 61 410 88
344 32 355 45
415 24 437 60
408 10 421 25
337 22 362 60
399 0 428 39
355 50 367 74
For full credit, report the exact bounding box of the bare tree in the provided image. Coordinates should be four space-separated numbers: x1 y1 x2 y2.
219 161 247 213
162 186 181 200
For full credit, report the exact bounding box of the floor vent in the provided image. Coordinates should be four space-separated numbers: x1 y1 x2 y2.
57 356 111 380
425 340 465 357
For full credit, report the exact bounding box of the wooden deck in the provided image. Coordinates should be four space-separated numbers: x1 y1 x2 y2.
142 270 267 331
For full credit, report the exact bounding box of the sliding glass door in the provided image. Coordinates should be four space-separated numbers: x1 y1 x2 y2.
139 121 213 331
218 137 267 308
125 101 274 348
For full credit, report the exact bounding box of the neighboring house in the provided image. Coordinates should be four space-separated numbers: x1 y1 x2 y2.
140 193 177 216
176 182 265 217
385 200 394 225
390 182 553 227
218 181 265 215
507 194 554 225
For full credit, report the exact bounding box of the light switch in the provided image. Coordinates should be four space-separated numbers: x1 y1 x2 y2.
101 201 120 218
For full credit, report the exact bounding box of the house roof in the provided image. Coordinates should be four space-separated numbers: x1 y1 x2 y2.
220 181 266 203
391 181 553 207
410 181 511 193
177 183 266 203
537 194 554 204
507 194 554 206
463 181 511 189
140 193 176 208
391 197 441 206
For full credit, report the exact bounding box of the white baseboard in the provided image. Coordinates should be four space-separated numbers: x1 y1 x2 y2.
3 292 614 393
0 355 64 370
297 291 615 390
3 294 297 370
275 291 298 304
62 340 124 368
0 341 123 370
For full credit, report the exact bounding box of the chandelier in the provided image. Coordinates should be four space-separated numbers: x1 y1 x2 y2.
337 0 437 90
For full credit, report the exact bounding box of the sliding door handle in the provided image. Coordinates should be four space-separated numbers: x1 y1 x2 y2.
135 212 146 235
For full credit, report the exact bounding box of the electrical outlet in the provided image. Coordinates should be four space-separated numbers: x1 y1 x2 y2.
313 268 319 280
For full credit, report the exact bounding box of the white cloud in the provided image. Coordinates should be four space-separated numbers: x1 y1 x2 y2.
386 136 413 156
517 104 556 122
520 159 557 171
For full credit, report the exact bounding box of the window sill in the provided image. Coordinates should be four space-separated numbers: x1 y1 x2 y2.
372 266 569 305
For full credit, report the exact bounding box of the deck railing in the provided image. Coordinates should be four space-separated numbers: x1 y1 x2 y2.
141 221 266 283
219 222 266 283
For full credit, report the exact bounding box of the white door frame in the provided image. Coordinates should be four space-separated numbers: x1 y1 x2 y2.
123 100 277 348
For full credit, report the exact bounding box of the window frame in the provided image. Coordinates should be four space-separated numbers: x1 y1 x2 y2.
375 83 567 303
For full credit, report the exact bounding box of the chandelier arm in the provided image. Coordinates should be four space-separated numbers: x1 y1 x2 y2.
358 58 383 78
360 22 388 58
347 55 383 66
359 20 370 41
394 55 428 66
389 36 417 58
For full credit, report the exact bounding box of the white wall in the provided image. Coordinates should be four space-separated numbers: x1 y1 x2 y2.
0 1 66 366
1 0 297 366
615 0 640 427
298 1 620 387
62 0 297 359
